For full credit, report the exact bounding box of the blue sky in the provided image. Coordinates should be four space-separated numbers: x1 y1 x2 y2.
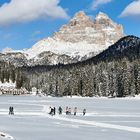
0 0 140 52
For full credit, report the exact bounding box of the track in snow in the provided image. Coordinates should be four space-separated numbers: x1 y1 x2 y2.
42 105 140 134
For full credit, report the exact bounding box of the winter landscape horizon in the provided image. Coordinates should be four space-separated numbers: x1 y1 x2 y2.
0 0 140 140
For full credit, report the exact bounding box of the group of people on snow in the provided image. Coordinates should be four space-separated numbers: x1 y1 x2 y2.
49 106 86 116
8 106 86 116
9 106 14 115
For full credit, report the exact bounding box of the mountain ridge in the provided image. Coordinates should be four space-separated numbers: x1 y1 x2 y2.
20 35 140 70
0 11 124 67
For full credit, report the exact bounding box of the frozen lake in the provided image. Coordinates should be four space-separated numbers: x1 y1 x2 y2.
0 96 140 140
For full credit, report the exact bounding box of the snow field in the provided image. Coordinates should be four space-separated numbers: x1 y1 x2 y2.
0 96 140 140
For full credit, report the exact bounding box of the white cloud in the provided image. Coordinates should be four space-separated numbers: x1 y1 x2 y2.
120 0 140 17
0 0 69 26
91 0 112 10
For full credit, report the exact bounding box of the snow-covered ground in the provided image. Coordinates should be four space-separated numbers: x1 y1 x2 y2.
0 96 140 140
0 81 16 88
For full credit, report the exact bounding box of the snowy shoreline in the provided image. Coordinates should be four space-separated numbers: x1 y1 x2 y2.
35 94 140 100
1 94 140 100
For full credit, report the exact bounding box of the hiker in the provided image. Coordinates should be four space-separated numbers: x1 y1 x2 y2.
66 106 69 115
49 106 52 113
11 106 14 115
53 107 56 115
74 107 77 116
49 107 54 115
9 106 14 115
68 107 71 115
83 109 86 116
9 106 12 115
58 106 62 115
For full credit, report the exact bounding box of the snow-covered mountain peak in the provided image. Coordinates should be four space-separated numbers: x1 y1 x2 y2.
0 11 124 66
96 11 110 20
69 11 92 24
95 11 118 27
74 11 86 17
23 11 124 63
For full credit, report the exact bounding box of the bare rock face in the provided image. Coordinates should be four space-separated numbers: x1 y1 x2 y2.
53 11 123 45
95 12 123 44
1 11 124 66
53 11 95 42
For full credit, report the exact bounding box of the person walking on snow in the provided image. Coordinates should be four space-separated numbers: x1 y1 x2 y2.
11 106 14 115
53 107 56 115
9 106 14 115
58 106 62 115
68 107 71 115
9 106 12 115
74 107 77 116
83 109 86 116
66 106 69 115
49 107 54 115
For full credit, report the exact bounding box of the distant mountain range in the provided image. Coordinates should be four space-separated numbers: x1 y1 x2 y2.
0 11 123 67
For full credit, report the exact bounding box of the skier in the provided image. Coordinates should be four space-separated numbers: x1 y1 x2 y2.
58 106 62 115
74 107 77 116
83 109 86 116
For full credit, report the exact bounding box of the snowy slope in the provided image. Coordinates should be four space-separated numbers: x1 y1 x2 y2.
25 38 106 60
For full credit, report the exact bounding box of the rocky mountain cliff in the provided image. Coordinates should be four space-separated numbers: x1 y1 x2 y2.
53 11 123 44
0 11 124 67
